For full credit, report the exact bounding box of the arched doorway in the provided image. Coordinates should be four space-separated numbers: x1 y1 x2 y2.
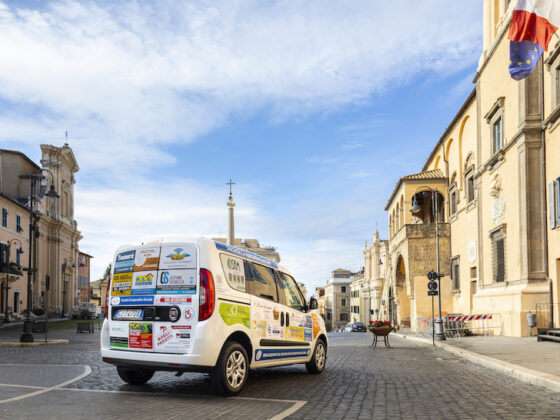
395 255 411 329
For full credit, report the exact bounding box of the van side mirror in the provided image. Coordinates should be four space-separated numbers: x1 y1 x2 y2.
309 297 318 310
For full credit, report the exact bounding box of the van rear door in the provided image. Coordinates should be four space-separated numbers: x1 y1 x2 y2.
108 243 199 354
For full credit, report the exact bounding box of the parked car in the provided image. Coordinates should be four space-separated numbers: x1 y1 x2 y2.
352 322 366 332
343 323 353 332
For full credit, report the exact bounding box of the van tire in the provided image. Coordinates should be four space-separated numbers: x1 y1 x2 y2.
116 367 155 385
306 338 326 374
211 341 249 396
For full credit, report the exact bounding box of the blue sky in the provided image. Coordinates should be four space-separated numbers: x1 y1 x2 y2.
0 0 481 293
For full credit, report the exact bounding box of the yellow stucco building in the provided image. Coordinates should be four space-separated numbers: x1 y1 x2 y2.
380 0 559 337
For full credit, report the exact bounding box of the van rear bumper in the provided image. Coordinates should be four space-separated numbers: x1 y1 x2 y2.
101 348 214 372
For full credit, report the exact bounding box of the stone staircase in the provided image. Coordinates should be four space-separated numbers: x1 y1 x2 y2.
537 328 560 343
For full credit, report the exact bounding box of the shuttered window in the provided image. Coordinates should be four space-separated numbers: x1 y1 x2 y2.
556 179 560 227
549 178 560 229
491 228 506 283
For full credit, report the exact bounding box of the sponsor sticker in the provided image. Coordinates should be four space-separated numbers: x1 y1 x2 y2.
219 254 246 292
111 272 132 296
159 246 197 269
129 322 152 349
114 250 135 274
155 324 192 352
134 247 161 272
311 313 321 339
215 241 278 269
254 348 311 362
117 296 154 306
132 271 157 295
286 326 305 341
218 302 250 328
156 269 196 294
157 296 192 304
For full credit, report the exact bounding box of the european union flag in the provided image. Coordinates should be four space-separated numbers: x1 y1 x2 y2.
509 40 543 81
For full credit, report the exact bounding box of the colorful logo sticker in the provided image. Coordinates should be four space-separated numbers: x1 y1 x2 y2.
254 348 311 361
111 272 132 296
219 302 250 328
156 269 196 294
159 246 197 269
117 296 154 306
133 247 161 272
286 326 305 341
219 254 246 292
132 271 156 295
110 337 129 348
114 250 135 274
129 322 152 349
311 313 321 339
184 307 195 320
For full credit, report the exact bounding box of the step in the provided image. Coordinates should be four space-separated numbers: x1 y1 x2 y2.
537 334 560 343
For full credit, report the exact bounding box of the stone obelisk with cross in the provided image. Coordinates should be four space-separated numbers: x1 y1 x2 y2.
226 179 236 245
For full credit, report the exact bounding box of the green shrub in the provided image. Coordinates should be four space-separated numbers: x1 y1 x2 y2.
79 309 92 319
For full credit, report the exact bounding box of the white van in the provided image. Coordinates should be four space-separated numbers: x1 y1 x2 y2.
100 237 327 395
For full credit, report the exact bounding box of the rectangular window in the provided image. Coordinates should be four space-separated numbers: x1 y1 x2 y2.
16 248 21 267
16 215 22 233
470 266 477 279
1 208 7 228
467 176 475 203
244 261 278 302
326 312 331 320
491 228 506 283
547 178 560 227
450 190 457 215
341 286 346 293
451 258 460 290
492 116 503 154
340 298 346 307
340 313 348 322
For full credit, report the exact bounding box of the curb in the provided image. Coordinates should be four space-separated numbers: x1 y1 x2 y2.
0 339 69 347
395 333 560 393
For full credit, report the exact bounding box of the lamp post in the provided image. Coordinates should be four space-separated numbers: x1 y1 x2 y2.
410 186 446 342
3 239 24 324
20 169 58 343
61 261 67 318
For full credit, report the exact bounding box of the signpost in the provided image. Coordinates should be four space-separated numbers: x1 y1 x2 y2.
427 270 440 347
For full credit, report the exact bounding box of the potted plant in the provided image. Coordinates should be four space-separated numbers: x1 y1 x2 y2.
368 321 393 348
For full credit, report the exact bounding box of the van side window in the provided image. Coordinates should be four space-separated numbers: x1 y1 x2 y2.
277 272 305 311
244 261 278 302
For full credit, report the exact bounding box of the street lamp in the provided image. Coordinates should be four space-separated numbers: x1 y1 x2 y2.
410 186 446 341
20 169 58 343
2 239 24 324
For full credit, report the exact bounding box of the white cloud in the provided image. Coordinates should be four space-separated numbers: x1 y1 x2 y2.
0 0 482 288
0 0 481 170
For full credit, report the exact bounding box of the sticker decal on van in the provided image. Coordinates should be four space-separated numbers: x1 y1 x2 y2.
215 241 278 269
254 348 311 361
219 302 250 328
114 250 135 274
159 246 197 269
134 247 161 271
157 269 196 294
111 272 132 296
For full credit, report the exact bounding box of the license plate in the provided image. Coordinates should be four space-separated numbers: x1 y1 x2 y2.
114 309 143 320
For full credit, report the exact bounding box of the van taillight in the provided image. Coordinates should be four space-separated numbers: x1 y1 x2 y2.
199 269 215 321
104 274 111 319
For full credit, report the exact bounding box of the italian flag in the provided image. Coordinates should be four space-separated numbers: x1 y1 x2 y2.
508 0 560 80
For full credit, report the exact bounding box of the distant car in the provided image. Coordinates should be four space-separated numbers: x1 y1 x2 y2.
352 322 366 332
343 323 353 332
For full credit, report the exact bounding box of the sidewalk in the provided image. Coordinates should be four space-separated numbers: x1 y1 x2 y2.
395 331 560 393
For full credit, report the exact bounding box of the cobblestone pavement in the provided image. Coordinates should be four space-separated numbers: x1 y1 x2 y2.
1 325 560 419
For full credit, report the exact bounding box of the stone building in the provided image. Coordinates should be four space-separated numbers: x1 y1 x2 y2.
0 144 83 319
323 268 353 331
382 0 560 336
77 251 92 304
362 230 389 322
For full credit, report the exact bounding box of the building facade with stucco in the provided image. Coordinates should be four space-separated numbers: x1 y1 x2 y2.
380 0 559 337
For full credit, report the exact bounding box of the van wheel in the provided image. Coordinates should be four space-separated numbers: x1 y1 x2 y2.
306 339 326 374
116 367 155 385
211 342 249 396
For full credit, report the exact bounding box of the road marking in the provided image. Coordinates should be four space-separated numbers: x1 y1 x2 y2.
0 364 307 419
0 365 91 404
234 397 307 420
